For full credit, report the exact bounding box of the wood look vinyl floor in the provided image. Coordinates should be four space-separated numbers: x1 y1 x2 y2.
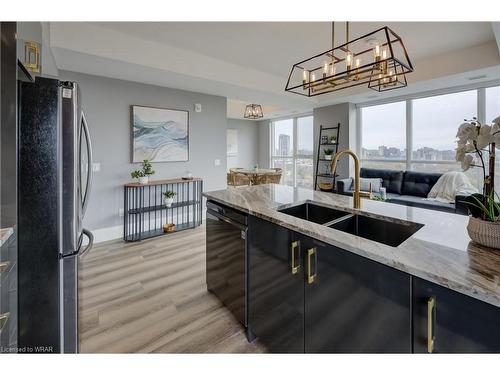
79 224 265 353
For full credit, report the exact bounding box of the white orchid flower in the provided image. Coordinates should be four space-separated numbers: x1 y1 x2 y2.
492 117 500 145
461 154 474 171
476 124 493 150
456 122 477 141
492 115 500 126
455 149 464 162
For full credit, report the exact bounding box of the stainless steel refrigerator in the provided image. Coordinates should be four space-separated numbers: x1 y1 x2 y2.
18 77 93 353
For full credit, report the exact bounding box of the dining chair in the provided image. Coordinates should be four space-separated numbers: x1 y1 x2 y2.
265 171 282 184
228 169 251 187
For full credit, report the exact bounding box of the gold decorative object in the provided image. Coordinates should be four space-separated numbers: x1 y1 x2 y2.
163 223 176 233
24 41 41 73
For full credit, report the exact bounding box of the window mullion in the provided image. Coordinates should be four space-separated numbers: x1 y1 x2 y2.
293 117 298 187
406 99 413 171
478 87 486 124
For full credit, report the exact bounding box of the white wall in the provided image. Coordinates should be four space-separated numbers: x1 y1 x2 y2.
226 119 259 170
60 70 228 235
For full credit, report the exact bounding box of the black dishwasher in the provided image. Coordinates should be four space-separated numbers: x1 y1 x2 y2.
206 201 247 328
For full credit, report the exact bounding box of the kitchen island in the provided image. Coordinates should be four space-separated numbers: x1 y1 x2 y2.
204 184 500 353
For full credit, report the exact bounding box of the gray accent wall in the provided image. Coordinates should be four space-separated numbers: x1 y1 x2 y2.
313 103 356 183
257 119 271 168
226 119 259 169
60 70 227 231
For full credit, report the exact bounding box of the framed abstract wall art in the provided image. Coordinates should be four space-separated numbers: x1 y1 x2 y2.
131 105 189 162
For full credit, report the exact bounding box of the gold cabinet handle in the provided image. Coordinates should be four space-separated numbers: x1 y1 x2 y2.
0 312 10 332
427 297 436 353
290 241 300 274
307 247 317 284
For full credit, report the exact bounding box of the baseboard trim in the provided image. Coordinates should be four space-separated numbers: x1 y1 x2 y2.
89 225 124 244
87 211 207 244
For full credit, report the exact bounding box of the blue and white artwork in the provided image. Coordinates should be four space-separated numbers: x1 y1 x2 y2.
132 105 189 162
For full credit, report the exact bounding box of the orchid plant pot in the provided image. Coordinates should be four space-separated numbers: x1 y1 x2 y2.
138 176 149 184
467 216 500 249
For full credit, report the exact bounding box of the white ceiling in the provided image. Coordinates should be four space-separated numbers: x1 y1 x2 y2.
89 22 495 77
49 22 500 120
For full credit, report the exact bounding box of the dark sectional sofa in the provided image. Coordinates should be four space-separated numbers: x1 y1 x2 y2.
336 167 470 215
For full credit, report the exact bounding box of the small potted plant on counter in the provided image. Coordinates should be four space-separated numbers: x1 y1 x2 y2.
163 190 176 207
456 116 500 249
131 159 155 184
324 148 334 160
466 192 500 249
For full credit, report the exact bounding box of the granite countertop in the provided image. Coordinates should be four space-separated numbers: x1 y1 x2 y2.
0 227 14 247
204 184 500 308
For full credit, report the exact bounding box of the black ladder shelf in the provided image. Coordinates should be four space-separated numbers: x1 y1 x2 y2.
314 123 341 192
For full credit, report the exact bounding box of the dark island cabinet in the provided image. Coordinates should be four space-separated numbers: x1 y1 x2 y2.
413 277 500 353
248 215 412 353
248 216 304 353
301 236 411 353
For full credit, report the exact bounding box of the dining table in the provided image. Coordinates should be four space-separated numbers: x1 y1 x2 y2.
232 168 278 185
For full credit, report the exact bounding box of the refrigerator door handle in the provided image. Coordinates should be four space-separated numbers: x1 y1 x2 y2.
79 228 94 258
81 112 93 217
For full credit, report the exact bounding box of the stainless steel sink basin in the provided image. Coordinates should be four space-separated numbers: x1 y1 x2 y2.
328 214 424 247
278 202 350 225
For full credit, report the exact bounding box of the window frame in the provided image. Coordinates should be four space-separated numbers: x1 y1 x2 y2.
270 113 313 187
356 80 500 173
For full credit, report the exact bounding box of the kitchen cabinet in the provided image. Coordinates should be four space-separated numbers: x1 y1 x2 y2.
302 235 411 353
248 216 304 353
248 215 411 353
413 277 500 353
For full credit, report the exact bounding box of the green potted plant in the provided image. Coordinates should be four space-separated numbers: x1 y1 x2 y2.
131 159 155 184
162 190 176 207
324 148 334 160
329 135 337 144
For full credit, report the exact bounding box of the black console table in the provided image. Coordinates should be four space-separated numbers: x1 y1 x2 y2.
123 178 203 242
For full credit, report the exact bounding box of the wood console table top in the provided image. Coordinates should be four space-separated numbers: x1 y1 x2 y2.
124 177 202 187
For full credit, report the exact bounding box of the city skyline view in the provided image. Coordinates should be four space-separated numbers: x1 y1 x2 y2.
362 145 456 161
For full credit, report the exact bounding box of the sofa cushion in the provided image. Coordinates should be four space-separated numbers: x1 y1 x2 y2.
360 177 383 192
387 195 455 213
360 168 404 194
402 171 442 197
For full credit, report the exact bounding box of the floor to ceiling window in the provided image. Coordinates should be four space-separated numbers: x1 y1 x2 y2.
358 85 500 191
271 115 313 188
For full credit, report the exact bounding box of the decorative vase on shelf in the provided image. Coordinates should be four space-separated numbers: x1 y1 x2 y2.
467 217 500 249
324 155 332 160
163 191 176 207
138 176 149 184
164 197 174 207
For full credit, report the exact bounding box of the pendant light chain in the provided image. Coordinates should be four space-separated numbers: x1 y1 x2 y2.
346 21 349 50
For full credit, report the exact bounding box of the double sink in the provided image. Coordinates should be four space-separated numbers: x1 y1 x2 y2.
278 202 423 247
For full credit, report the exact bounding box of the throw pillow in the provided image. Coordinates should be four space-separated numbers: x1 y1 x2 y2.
360 177 383 193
